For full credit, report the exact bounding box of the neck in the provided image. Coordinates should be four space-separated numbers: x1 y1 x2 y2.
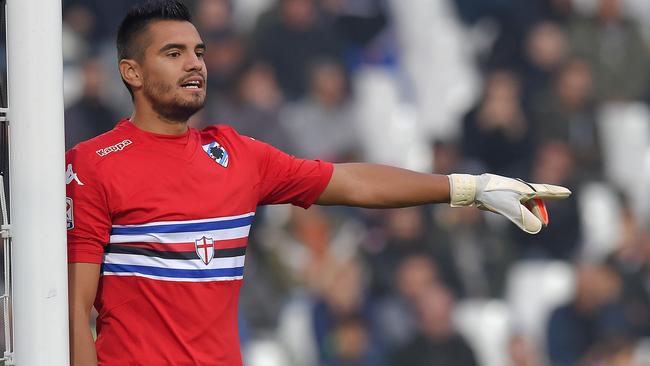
131 98 189 135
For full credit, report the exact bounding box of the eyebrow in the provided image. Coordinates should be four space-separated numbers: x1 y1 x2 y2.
158 43 206 53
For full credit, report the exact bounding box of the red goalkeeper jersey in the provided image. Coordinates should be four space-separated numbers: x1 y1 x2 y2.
66 119 333 365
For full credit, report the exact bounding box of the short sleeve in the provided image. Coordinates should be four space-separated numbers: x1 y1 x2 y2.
244 136 333 208
66 148 111 263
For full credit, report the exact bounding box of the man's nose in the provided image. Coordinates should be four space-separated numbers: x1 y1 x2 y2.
185 53 204 72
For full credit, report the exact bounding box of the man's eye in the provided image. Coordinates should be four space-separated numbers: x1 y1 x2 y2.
196 51 205 58
168 51 181 58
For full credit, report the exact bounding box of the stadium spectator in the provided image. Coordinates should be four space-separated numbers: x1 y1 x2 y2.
429 202 512 298
606 199 650 338
461 69 533 178
194 0 233 36
70 0 134 43
312 259 385 366
65 57 118 149
280 59 361 161
462 0 571 71
62 3 95 62
202 61 296 153
372 254 441 350
317 0 388 69
363 207 435 298
201 31 247 98
520 21 569 109
391 284 478 366
568 0 650 102
529 58 603 183
252 0 343 99
546 262 630 366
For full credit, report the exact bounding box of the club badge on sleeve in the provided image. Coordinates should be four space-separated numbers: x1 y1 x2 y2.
202 141 229 168
66 197 74 230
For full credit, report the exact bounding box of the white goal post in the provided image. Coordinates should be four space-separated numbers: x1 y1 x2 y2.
6 0 69 364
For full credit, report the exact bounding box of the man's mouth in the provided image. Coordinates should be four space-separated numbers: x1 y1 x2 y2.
180 76 204 89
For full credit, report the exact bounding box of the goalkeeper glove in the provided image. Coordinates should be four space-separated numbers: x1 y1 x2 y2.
448 173 571 234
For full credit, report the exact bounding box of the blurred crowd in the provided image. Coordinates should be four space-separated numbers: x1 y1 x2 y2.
60 0 650 365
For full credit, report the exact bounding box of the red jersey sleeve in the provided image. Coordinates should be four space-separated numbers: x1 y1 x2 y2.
216 127 333 208
66 146 111 263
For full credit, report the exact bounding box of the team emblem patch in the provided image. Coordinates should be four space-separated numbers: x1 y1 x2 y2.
195 236 215 265
202 141 229 167
66 197 74 230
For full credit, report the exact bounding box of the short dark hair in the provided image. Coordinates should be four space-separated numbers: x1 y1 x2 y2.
116 0 193 95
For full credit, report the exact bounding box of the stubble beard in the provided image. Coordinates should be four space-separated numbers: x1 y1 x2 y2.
143 79 205 123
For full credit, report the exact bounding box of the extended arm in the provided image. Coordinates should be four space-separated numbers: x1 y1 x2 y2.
317 163 450 208
317 163 571 234
69 263 100 366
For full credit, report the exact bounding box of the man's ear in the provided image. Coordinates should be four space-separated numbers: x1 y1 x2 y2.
119 59 143 90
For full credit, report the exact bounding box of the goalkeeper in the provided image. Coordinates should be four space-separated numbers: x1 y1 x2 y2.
67 1 570 365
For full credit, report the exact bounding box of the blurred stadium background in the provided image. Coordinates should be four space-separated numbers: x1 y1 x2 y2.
9 0 650 365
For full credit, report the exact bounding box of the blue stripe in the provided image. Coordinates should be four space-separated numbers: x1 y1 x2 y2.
111 216 254 235
102 264 244 279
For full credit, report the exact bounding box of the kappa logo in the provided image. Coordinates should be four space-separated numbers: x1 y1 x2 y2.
65 164 84 185
96 139 133 157
66 197 74 230
202 141 229 168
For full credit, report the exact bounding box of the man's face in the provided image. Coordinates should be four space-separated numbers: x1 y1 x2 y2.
138 20 207 122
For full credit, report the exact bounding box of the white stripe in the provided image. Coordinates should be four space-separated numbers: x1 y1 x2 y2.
103 253 245 270
102 272 243 282
109 226 251 244
111 212 255 228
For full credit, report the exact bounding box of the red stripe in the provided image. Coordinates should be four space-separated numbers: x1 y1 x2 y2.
216 238 249 249
534 198 549 225
124 243 195 252
118 238 248 252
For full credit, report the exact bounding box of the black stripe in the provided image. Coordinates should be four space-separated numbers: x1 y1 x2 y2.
106 246 198 260
105 245 246 260
214 247 246 258
516 178 537 192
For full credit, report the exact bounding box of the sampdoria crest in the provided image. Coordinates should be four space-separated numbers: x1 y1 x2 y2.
202 141 229 168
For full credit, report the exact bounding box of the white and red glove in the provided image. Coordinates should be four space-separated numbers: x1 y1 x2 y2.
448 173 571 234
